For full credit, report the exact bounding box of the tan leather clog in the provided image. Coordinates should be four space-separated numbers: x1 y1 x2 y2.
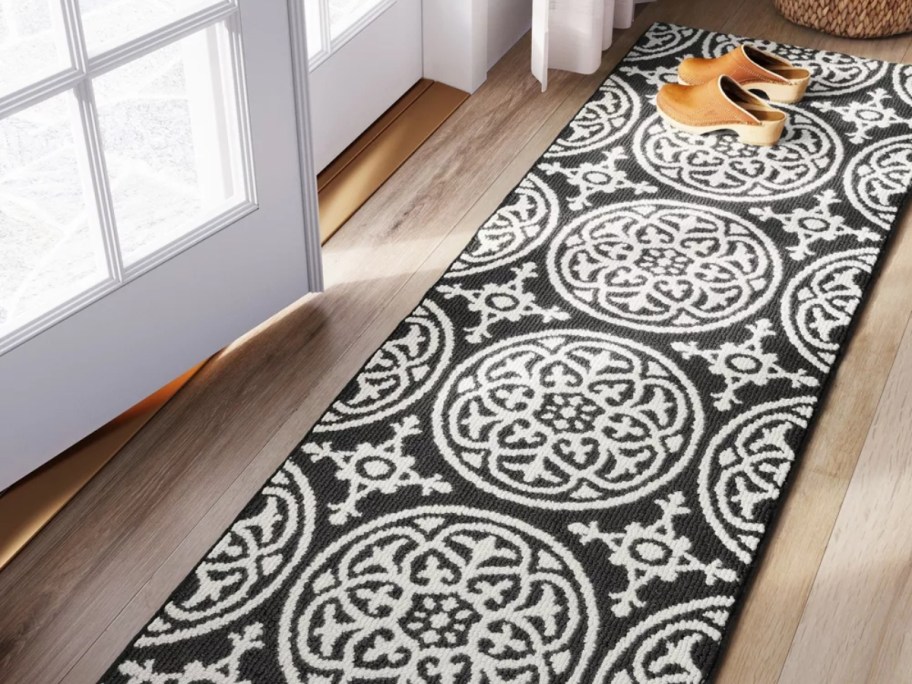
678 45 811 104
657 75 787 146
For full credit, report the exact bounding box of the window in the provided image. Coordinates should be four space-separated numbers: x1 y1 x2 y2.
303 0 394 67
0 0 254 352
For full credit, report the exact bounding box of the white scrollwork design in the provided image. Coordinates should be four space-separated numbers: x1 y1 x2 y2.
303 416 451 525
749 189 878 261
279 507 598 684
433 330 704 509
547 200 781 333
544 75 641 159
438 262 570 343
672 319 820 412
626 22 702 62
782 248 878 371
315 301 455 432
595 596 735 683
699 397 816 562
845 134 912 230
570 492 737 618
634 109 843 202
122 624 265 683
137 464 315 646
446 174 560 278
893 63 912 109
811 88 912 145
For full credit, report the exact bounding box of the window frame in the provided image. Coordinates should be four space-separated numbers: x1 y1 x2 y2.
0 0 257 355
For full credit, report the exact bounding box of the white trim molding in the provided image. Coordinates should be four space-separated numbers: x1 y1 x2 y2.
0 1 258 355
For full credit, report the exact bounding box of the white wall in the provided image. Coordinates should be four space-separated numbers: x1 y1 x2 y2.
423 0 487 94
424 0 532 93
487 0 532 69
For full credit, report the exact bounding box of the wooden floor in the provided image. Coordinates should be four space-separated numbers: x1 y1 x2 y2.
2 1 911 681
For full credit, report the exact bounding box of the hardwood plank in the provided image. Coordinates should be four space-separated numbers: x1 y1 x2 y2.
866 562 912 682
317 81 469 242
779 316 912 684
0 361 204 571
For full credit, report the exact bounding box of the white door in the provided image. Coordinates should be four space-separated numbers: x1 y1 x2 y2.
0 0 322 490
304 0 423 171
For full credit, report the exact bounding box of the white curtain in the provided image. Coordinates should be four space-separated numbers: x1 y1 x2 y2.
532 0 656 89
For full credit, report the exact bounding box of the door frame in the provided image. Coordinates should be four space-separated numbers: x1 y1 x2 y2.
290 0 324 289
0 0 323 491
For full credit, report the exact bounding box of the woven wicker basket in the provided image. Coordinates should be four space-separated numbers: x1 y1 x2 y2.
774 0 912 38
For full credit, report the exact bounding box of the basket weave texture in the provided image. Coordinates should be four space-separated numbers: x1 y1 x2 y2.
774 0 912 38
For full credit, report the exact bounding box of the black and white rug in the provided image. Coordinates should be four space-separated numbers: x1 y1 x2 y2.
105 23 912 684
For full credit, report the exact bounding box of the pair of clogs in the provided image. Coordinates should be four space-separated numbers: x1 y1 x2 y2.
657 45 811 146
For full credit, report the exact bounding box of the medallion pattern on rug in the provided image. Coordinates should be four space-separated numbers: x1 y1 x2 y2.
278 507 598 684
105 23 912 684
433 329 703 509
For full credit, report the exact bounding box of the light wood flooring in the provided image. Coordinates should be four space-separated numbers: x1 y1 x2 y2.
2 1 911 681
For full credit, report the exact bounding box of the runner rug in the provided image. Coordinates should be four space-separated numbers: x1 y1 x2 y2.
105 22 912 684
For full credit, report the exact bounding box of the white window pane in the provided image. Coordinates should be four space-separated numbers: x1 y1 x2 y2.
329 0 387 40
93 23 247 266
303 0 323 60
0 0 70 98
0 91 109 338
78 0 217 56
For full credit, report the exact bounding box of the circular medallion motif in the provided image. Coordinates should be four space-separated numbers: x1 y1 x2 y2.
137 463 315 646
595 596 735 683
627 22 702 62
894 64 912 109
432 330 704 509
279 507 598 683
845 134 912 229
699 397 815 563
634 109 842 202
315 301 454 432
544 75 640 158
546 200 781 332
446 174 559 278
782 248 878 371
702 33 889 97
